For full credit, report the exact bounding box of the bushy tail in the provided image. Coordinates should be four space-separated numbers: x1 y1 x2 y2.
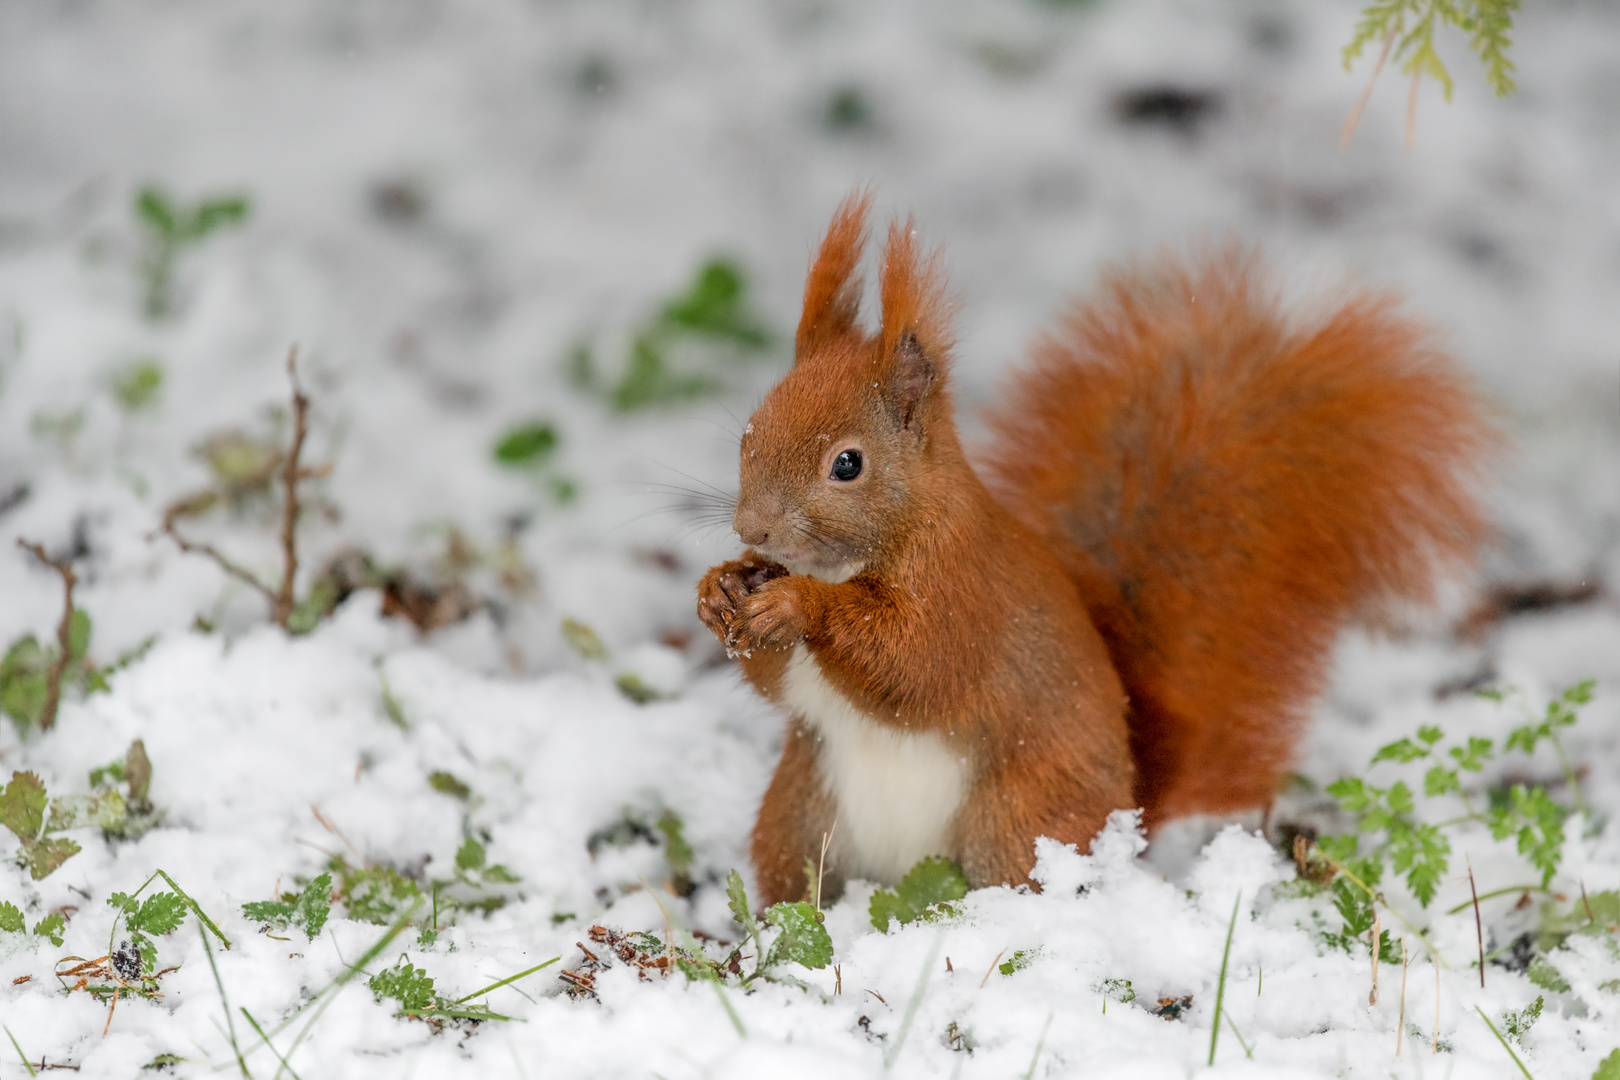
982 250 1496 824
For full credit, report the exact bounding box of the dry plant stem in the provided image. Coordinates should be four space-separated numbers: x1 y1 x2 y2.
1468 856 1485 988
980 948 1008 990
1368 910 1381 1005
1405 68 1422 151
1397 937 1410 1056
16 539 76 731
1340 23 1399 148
157 510 278 607
275 346 309 628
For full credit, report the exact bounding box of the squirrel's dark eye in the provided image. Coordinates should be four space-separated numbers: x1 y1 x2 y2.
831 449 863 482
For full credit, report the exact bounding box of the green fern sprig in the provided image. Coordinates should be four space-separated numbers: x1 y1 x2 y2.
1344 0 1519 101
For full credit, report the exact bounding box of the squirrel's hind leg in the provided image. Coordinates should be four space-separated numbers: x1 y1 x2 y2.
750 719 841 907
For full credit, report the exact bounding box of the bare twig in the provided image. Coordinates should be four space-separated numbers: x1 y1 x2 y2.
1340 22 1399 148
1397 937 1410 1056
1369 909 1381 1005
16 539 77 731
275 346 309 628
155 508 277 606
1468 856 1485 988
979 948 1008 990
152 344 317 631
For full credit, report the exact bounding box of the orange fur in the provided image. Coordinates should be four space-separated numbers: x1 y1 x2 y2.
697 206 1494 903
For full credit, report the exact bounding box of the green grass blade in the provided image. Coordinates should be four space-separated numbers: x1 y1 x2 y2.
453 956 560 1004
157 868 232 948
1476 1006 1536 1080
1208 892 1242 1066
4 1026 37 1077
200 923 250 1078
1022 1013 1053 1079
883 932 944 1070
240 1009 299 1080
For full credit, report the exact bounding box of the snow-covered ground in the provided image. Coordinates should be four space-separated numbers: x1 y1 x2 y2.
1 0 1617 1075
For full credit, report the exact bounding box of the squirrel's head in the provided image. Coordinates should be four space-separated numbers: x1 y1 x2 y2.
733 193 957 581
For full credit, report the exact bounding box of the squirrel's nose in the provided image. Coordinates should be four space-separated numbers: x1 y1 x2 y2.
733 504 775 548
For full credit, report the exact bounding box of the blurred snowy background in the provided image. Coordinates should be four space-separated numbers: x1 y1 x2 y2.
0 0 1617 1076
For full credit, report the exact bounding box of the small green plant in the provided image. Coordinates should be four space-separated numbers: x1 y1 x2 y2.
111 359 164 412
0 901 66 945
655 810 695 896
368 955 514 1022
1 771 85 880
135 185 250 319
570 258 773 412
84 869 231 1005
999 949 1035 976
453 838 520 885
1345 0 1519 101
243 871 334 941
1095 977 1136 1011
1593 1048 1620 1080
1502 995 1543 1046
869 856 970 931
724 869 833 987
491 420 577 503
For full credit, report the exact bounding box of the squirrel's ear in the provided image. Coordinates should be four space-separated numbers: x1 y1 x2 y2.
795 191 871 360
889 331 936 431
877 217 952 431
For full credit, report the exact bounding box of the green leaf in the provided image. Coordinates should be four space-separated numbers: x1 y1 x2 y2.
1505 725 1541 756
456 838 486 873
658 259 769 348
762 902 833 971
428 772 471 800
369 960 438 1012
481 864 520 884
1316 834 1359 864
46 789 128 832
1527 956 1571 993
135 187 179 238
656 810 694 879
869 889 914 932
66 609 90 664
0 771 48 842
724 869 753 934
1448 736 1494 772
560 618 608 663
1391 823 1450 907
242 899 296 925
33 912 65 946
1372 738 1429 764
1387 781 1415 816
1417 725 1444 745
493 422 558 467
1424 765 1461 797
999 949 1034 976
111 359 164 412
0 901 23 933
897 856 970 911
127 892 187 936
1327 777 1372 813
1562 679 1595 706
0 636 48 729
1593 1048 1620 1080
22 837 79 880
296 872 333 940
1502 994 1543 1045
185 196 250 239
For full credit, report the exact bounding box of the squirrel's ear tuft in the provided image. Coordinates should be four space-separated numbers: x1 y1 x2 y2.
796 190 872 360
877 216 953 428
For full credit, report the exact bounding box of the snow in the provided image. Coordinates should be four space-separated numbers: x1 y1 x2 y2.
1 0 1619 1076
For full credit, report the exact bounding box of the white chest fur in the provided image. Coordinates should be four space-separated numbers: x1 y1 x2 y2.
779 645 968 885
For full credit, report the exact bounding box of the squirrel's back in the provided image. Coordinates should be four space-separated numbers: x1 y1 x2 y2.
982 250 1495 824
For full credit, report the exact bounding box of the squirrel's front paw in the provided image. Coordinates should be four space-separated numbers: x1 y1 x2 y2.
731 578 814 654
697 557 788 649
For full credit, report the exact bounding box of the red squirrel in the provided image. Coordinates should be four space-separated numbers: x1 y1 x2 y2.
696 192 1493 906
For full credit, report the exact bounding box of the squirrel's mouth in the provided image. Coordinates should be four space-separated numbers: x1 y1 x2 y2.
772 550 865 584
